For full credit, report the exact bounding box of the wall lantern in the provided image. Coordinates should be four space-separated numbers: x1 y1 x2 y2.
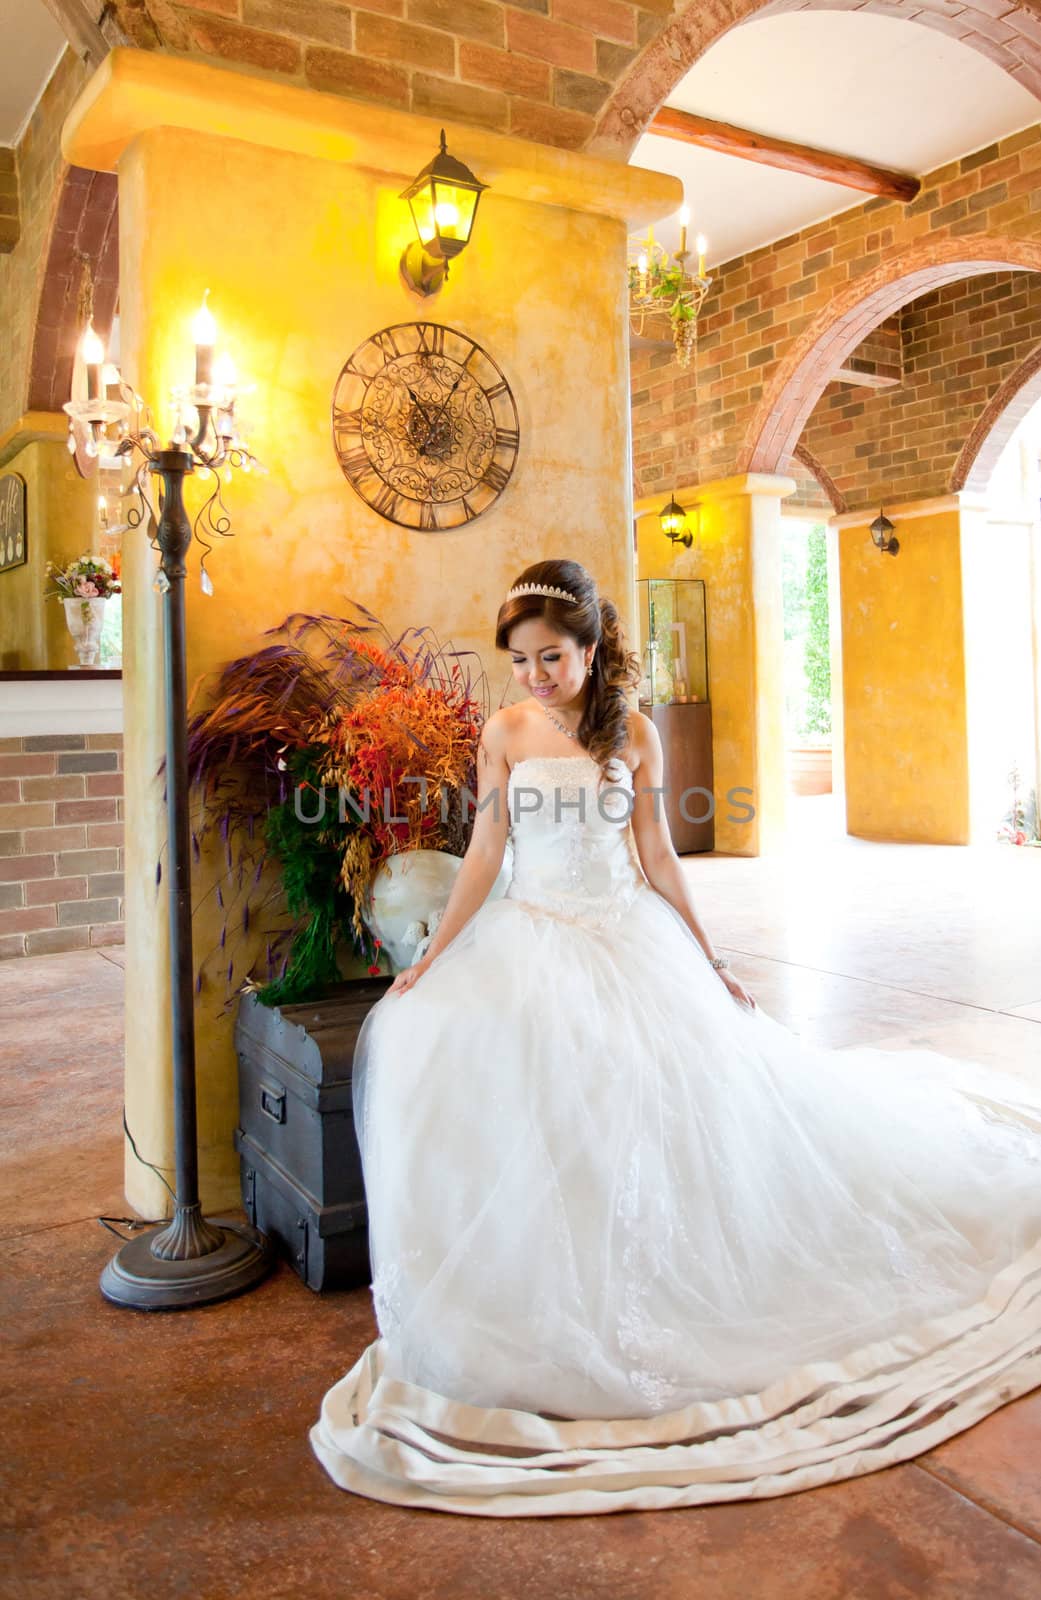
659 494 693 548
399 128 488 297
869 507 899 556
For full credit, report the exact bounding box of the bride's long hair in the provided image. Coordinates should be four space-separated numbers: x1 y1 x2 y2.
495 559 641 781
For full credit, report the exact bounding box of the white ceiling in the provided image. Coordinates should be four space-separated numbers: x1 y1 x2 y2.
631 12 1041 269
1 0 66 146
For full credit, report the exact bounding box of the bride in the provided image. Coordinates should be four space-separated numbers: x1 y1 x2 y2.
310 557 1041 1517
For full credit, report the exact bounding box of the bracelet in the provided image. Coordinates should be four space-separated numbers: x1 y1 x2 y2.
709 955 729 970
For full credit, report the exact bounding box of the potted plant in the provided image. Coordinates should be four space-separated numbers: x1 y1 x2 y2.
997 762 1041 848
44 552 121 669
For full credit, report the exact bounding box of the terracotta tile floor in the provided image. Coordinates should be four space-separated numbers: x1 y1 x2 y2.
4 806 1041 1599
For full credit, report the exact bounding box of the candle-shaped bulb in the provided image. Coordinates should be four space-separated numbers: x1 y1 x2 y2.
81 321 105 364
637 251 648 275
193 290 216 387
213 350 237 394
193 290 217 347
82 320 104 401
678 203 690 260
696 233 708 278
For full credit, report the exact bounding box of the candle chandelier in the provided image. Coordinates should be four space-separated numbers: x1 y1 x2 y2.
627 208 712 368
63 291 258 594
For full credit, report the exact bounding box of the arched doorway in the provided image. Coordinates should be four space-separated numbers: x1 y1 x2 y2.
591 0 1041 159
956 365 1041 848
743 239 1041 474
952 344 1041 495
27 167 117 416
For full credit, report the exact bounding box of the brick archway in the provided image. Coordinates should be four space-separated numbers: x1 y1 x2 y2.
742 237 1041 475
792 442 847 514
950 343 1041 492
591 0 1041 159
27 167 118 416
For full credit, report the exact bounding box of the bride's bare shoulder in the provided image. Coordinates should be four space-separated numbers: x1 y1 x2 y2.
623 709 658 774
484 704 540 747
478 708 508 741
477 706 524 766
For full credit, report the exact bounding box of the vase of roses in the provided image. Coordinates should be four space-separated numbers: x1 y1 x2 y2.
45 553 122 669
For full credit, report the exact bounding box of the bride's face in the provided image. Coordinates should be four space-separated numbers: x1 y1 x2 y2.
508 618 591 709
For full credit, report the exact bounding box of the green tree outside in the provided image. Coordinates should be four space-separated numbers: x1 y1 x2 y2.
782 520 831 744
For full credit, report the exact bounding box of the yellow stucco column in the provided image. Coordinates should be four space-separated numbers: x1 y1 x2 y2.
0 433 98 670
634 473 795 857
62 50 681 1215
830 497 970 843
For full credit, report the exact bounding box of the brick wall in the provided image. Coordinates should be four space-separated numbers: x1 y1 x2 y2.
89 0 1041 153
0 148 18 254
632 125 1041 507
0 48 89 437
100 0 664 151
785 450 836 515
798 271 1041 509
0 733 125 958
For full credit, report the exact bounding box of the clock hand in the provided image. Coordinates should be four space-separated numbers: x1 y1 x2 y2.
407 386 436 429
406 385 444 457
423 370 466 442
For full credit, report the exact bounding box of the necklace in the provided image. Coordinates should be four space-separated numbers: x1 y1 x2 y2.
538 698 580 742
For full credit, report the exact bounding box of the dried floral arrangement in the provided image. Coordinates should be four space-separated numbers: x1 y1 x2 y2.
177 601 489 1006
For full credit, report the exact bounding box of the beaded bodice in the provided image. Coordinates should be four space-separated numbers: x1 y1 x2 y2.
504 754 647 930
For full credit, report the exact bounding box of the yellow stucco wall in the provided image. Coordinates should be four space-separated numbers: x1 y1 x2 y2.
69 53 680 1213
635 476 792 856
838 504 969 843
0 437 98 670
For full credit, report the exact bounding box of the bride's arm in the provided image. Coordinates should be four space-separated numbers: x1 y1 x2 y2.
386 714 512 995
628 714 756 1009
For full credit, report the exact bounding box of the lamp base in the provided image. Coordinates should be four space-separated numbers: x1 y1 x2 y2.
99 1214 275 1311
400 240 447 297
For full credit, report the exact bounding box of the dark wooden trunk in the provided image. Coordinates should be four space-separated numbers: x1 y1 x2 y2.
234 976 394 1291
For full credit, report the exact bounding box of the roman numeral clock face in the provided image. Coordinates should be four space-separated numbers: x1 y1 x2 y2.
332 322 520 530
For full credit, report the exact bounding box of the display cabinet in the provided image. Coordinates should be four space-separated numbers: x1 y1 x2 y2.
635 577 714 853
636 577 708 705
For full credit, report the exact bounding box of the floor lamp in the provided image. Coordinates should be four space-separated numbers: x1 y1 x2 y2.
66 297 274 1309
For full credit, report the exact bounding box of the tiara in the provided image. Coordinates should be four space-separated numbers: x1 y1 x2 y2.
505 582 579 605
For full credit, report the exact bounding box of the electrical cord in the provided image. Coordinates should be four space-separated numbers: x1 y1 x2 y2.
95 1106 179 1240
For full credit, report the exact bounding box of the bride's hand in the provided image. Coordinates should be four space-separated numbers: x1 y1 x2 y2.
719 969 757 1011
387 956 433 997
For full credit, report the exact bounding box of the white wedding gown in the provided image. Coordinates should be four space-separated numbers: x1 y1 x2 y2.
310 753 1041 1516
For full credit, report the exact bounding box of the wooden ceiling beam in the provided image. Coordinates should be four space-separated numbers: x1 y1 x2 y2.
38 0 112 67
649 108 921 204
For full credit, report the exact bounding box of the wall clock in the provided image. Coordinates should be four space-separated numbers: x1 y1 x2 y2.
332 322 519 530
